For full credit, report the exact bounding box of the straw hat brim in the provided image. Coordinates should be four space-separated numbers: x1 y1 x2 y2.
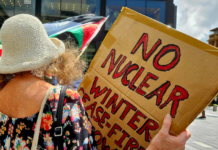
0 38 65 74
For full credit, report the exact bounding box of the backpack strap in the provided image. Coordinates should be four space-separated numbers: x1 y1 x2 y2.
54 85 67 150
31 86 54 150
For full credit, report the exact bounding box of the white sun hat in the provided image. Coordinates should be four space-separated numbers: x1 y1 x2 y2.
0 14 65 74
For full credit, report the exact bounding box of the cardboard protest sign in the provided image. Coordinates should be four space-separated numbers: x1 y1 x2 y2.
78 7 218 149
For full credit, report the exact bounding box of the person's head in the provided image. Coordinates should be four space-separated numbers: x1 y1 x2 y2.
0 14 86 88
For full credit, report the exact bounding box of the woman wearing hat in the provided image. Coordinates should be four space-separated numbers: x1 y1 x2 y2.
0 15 190 150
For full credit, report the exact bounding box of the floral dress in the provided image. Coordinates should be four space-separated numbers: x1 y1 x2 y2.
0 85 97 150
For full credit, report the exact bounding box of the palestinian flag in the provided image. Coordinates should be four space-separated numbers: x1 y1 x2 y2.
43 14 107 51
0 14 107 57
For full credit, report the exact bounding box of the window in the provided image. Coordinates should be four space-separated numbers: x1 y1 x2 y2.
105 0 167 30
82 0 100 15
41 0 100 23
15 0 36 15
146 1 166 23
61 0 81 17
127 0 146 15
105 0 125 30
0 0 14 26
41 0 61 23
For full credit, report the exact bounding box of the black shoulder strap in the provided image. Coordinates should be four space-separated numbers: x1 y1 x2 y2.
54 85 67 150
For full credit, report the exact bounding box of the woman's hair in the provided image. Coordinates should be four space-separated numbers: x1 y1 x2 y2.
0 47 87 89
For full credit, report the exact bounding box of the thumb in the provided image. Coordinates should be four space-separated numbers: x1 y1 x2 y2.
161 114 172 133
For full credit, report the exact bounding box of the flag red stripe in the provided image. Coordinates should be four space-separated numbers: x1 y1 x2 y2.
81 21 102 50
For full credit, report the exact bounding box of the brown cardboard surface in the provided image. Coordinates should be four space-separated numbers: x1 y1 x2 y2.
78 8 218 149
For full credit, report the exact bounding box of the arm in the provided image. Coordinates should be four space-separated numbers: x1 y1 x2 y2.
147 114 191 150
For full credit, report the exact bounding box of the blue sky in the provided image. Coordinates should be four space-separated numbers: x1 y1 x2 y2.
174 0 218 43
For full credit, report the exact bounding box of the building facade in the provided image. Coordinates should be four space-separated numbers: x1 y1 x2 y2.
0 0 177 63
208 27 218 47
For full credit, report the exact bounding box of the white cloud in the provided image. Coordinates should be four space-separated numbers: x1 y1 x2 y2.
174 0 218 43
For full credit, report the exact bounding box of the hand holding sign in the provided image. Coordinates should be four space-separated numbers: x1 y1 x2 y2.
147 114 191 150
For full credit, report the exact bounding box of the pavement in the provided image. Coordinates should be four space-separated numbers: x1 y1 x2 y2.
186 107 218 150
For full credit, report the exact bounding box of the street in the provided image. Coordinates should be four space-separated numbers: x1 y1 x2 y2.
186 107 218 150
